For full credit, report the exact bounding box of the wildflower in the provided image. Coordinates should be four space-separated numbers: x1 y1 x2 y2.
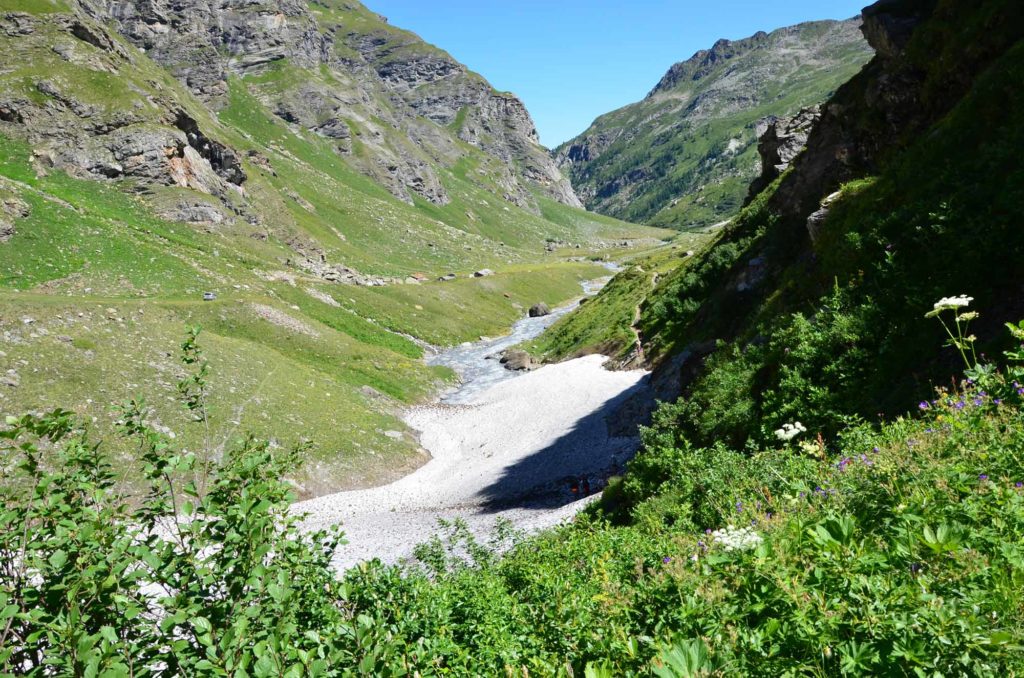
690 554 699 562
925 295 973 318
662 556 672 564
918 401 930 410
1015 482 1022 489
994 399 1002 406
979 474 989 481
774 421 807 441
710 525 763 552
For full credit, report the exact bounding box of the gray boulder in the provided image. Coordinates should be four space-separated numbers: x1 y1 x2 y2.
528 302 550 317
500 349 533 371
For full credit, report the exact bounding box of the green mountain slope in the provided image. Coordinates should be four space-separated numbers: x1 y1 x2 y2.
0 0 669 495
556 19 873 230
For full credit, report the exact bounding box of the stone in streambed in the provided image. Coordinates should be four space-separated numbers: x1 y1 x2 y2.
528 303 550 317
500 349 533 372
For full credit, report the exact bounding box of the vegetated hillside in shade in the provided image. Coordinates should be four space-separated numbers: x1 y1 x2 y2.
632 0 1024 448
555 18 873 230
0 0 670 495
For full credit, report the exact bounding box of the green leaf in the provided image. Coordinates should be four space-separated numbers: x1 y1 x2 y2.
48 549 68 570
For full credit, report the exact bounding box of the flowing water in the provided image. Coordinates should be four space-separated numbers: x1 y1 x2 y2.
428 269 616 404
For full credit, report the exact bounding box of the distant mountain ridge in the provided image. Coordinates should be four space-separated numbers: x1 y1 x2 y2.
556 18 873 229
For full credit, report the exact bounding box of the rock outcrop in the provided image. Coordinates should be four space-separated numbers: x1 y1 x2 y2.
0 195 29 242
745 106 821 203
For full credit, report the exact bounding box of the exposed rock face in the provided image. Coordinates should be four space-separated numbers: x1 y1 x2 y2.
555 19 872 229
75 0 577 210
0 0 577 229
746 106 821 202
0 7 247 204
765 0 990 229
0 196 30 242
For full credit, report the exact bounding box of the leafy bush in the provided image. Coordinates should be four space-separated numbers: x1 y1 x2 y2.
4 325 1024 675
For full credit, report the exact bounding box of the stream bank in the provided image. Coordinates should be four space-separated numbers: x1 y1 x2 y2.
294 269 650 569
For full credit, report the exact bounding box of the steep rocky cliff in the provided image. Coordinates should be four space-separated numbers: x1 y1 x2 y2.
555 19 872 229
2 0 578 217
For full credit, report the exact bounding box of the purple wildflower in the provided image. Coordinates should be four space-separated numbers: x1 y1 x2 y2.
918 401 930 411
663 556 672 564
979 474 989 481
1016 482 1023 489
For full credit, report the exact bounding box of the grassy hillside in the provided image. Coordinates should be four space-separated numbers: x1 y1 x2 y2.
0 3 670 494
523 231 713 365
0 130 624 493
556 20 872 230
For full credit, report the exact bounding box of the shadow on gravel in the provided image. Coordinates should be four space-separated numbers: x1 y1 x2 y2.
474 375 654 513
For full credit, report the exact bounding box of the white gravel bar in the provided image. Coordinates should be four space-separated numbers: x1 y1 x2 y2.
293 354 648 570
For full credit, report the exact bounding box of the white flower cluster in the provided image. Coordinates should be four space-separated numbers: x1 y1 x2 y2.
933 295 973 311
774 421 806 441
711 525 764 552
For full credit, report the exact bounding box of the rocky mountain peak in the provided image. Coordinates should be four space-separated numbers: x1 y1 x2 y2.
648 31 772 95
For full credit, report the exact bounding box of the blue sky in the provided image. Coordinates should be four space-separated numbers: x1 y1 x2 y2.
363 1 869 147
